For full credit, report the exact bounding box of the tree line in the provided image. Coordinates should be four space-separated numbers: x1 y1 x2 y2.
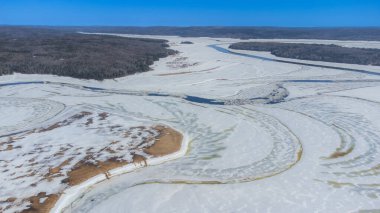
229 42 380 66
0 27 176 80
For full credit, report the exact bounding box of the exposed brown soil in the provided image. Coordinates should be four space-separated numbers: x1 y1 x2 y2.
45 158 73 182
0 144 13 152
144 126 183 157
21 193 59 213
66 125 182 185
0 137 18 152
38 111 92 133
13 125 182 213
65 158 130 186
328 146 354 159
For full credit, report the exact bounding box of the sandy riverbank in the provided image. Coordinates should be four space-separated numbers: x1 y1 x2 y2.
18 125 183 213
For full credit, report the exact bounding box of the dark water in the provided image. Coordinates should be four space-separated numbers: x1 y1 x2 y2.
285 79 380 83
209 45 274 61
209 45 380 77
147 93 170 97
0 81 45 87
0 81 224 105
184 95 224 105
285 80 335 83
82 86 105 91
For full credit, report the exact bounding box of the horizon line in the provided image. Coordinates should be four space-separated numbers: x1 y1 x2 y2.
1 24 380 29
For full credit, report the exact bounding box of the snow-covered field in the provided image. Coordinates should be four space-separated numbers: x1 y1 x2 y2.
1 34 380 212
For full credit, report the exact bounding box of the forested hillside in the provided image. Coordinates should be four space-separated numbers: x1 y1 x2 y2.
229 42 380 66
0 27 176 80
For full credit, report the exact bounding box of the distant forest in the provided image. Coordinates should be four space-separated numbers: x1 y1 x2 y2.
0 27 176 80
67 26 380 41
229 42 380 66
1 26 380 80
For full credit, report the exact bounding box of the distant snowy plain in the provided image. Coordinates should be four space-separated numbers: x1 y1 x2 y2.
1 34 380 212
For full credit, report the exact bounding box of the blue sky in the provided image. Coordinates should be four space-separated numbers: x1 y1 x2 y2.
1 0 379 27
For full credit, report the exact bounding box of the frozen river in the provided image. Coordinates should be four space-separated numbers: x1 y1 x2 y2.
1 34 380 212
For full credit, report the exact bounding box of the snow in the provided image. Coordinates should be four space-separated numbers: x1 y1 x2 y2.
0 98 188 212
1 34 380 212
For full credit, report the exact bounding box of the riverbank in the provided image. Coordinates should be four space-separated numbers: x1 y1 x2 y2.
48 125 186 213
0 124 185 213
